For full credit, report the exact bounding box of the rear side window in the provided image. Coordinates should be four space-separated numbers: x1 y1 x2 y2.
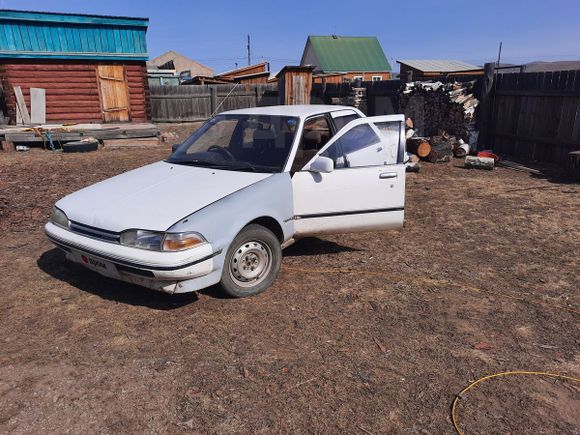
291 115 333 172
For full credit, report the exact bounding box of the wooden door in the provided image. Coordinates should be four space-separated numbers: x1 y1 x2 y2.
97 65 130 122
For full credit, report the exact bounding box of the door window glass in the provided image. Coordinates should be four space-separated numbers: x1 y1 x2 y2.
374 121 401 164
322 124 386 168
333 113 360 131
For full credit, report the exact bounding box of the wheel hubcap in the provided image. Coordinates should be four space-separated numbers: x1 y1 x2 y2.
229 240 272 287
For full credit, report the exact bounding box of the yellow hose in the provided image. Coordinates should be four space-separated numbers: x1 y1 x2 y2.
451 371 580 434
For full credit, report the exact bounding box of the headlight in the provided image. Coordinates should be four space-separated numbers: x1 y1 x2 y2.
120 230 206 252
163 232 206 251
51 206 70 228
120 229 164 251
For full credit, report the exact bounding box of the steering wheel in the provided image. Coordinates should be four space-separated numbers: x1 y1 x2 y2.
208 145 235 160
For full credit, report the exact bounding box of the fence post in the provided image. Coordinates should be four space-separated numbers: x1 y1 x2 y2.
477 62 496 150
210 86 218 115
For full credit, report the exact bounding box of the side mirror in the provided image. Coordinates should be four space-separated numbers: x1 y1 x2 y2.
308 156 334 173
171 143 181 153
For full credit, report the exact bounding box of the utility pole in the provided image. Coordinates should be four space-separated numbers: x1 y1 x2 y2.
247 34 251 66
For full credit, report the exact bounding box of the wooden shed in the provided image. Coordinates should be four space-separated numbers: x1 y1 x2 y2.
276 66 314 105
0 9 150 124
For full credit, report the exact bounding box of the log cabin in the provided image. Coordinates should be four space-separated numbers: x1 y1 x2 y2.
0 9 150 124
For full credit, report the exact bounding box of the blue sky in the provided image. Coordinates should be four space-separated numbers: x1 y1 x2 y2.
2 0 580 73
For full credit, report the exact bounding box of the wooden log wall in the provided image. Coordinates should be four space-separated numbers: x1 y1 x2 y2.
149 83 278 122
0 59 149 124
489 70 580 166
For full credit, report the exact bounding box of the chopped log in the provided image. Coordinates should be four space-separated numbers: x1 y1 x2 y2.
399 80 479 141
454 143 470 158
465 155 494 170
1 140 15 152
406 161 421 172
427 135 454 163
406 138 432 158
428 145 452 163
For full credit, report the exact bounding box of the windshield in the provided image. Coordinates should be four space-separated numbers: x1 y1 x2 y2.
167 114 300 173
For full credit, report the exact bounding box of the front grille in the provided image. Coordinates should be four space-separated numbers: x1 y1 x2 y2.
116 264 155 277
69 221 120 244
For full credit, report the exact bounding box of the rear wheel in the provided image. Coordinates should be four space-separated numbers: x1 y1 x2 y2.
220 224 282 298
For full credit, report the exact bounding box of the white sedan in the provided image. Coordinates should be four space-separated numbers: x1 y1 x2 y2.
46 105 406 297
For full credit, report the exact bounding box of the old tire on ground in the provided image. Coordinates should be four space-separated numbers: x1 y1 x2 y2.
62 140 99 153
220 224 282 298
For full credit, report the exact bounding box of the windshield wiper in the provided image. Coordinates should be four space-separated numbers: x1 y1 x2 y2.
168 159 275 173
168 159 219 167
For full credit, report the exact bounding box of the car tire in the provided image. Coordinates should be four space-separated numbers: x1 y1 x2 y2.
62 140 99 153
219 224 282 298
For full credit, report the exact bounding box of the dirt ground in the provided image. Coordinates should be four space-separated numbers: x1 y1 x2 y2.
0 140 578 434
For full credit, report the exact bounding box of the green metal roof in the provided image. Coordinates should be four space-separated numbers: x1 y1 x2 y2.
304 36 391 72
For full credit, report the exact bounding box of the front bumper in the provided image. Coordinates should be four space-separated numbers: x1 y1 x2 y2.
45 222 220 293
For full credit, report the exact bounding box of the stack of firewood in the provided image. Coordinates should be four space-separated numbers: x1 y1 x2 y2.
400 80 479 141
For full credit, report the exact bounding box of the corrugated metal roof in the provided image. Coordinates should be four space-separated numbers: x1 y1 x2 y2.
0 9 148 60
397 60 481 73
304 36 391 72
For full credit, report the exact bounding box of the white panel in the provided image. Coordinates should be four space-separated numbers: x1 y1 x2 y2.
30 88 46 124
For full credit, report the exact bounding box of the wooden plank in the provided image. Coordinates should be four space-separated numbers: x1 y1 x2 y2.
495 89 580 97
13 86 31 125
491 131 579 148
102 137 161 149
30 88 46 124
3 127 159 143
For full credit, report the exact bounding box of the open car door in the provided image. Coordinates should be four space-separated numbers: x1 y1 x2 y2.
291 115 406 237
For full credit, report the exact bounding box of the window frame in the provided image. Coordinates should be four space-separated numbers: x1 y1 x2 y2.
371 75 383 81
300 115 406 171
329 109 362 132
289 113 336 173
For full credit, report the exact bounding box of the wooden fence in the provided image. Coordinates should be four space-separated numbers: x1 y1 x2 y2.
149 84 278 122
486 70 580 166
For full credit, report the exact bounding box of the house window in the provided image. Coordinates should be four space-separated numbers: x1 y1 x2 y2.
353 75 363 81
372 75 383 81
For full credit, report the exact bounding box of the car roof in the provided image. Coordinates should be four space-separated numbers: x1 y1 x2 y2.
220 104 360 119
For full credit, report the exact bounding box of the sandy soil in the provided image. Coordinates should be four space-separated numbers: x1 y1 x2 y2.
0 144 578 434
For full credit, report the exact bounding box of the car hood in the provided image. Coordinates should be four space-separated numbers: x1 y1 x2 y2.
57 161 271 232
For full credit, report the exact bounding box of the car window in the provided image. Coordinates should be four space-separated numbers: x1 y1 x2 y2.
333 113 360 131
321 124 386 169
374 121 401 164
291 115 333 172
168 115 299 173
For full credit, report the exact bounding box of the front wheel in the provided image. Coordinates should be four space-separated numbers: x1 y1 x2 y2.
219 224 282 298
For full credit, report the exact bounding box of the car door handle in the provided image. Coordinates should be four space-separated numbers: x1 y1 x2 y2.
379 172 398 179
